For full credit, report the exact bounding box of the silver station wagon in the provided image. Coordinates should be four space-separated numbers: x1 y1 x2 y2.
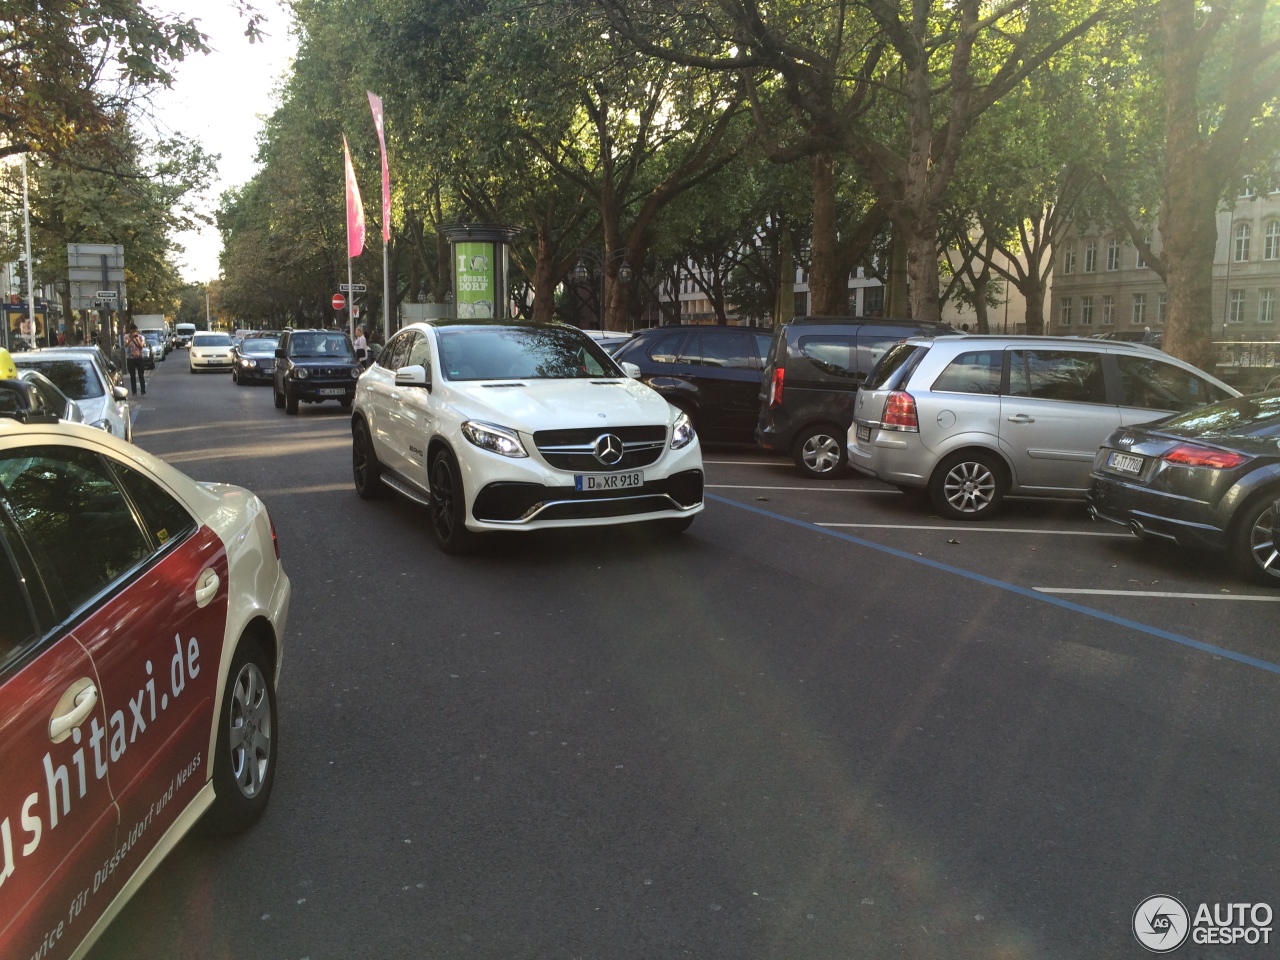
847 335 1238 519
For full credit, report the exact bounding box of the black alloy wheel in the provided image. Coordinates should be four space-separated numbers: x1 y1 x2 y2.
428 449 475 554
1234 492 1280 586
273 382 284 409
352 420 387 500
284 383 299 415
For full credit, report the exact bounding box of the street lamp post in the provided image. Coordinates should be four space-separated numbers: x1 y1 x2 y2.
573 251 631 330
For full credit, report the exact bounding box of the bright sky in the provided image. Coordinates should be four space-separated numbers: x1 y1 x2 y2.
146 0 297 283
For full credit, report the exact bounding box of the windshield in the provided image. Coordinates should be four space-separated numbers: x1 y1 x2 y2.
144 333 160 343
13 358 104 399
437 327 621 381
241 339 279 356
193 334 232 347
1159 392 1280 440
288 333 355 359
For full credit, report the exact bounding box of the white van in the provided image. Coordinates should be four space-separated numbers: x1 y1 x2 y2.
174 322 197 348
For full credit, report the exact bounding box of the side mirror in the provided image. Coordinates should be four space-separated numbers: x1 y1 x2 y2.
275 348 285 359
112 385 129 402
395 364 432 390
620 361 642 379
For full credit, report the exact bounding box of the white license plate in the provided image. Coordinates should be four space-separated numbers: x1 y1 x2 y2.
856 424 872 443
319 388 346 396
575 470 643 492
1107 451 1144 475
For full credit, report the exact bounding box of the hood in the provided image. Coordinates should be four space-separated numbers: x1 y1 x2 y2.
443 377 673 433
74 395 110 423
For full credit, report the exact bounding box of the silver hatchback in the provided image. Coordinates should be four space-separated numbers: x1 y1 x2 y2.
847 335 1238 519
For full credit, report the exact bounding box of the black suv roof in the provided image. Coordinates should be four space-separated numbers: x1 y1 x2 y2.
782 315 954 331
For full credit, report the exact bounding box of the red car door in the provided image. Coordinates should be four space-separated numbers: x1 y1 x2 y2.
0 455 122 960
71 458 229 906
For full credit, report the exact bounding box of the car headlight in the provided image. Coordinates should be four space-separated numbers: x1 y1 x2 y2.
462 421 528 458
240 358 257 367
90 419 114 435
295 367 309 379
670 411 696 450
351 366 361 378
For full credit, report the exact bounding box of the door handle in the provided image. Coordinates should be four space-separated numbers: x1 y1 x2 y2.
50 679 97 743
1006 414 1035 424
194 569 220 608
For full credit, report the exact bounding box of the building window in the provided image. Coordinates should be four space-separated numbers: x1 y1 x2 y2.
1240 177 1256 199
1062 247 1075 275
1106 239 1119 271
1229 289 1245 323
1084 241 1097 273
1080 295 1093 325
1157 292 1167 324
1101 294 1115 325
1234 222 1251 262
1132 293 1147 325
1059 297 1073 325
1261 289 1275 324
1136 236 1150 269
863 285 884 316
1264 221 1280 260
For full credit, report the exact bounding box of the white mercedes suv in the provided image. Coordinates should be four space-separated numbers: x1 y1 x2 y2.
350 320 704 552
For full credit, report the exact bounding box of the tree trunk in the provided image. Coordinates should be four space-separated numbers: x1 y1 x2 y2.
971 274 990 333
885 228 910 318
531 228 559 324
808 153 844 314
774 228 795 325
1021 276 1047 335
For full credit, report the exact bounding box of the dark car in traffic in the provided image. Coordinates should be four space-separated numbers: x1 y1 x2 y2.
273 329 360 414
756 315 955 477
611 325 773 443
232 336 280 385
1089 392 1280 584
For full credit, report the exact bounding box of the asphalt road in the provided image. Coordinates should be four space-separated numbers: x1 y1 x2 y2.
88 355 1280 959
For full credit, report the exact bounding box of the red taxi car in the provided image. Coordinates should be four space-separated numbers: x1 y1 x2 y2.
0 364 291 960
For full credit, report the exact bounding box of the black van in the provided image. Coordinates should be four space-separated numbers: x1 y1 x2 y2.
756 316 954 477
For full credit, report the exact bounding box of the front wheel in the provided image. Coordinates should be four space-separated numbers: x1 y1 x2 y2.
792 424 846 478
204 639 277 835
929 450 1007 520
273 383 284 409
1233 493 1280 586
284 384 298 415
428 449 476 554
352 419 387 500
650 515 695 535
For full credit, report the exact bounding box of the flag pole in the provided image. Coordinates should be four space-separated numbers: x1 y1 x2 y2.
348 257 355 339
383 238 391 343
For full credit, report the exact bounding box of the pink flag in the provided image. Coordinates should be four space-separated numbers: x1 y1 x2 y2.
367 91 391 243
343 135 366 259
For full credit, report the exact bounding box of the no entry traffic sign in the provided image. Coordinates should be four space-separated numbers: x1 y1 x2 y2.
332 293 346 311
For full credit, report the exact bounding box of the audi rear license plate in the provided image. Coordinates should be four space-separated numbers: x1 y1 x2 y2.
1107 451 1144 475
856 424 872 443
576 470 643 492
319 388 346 396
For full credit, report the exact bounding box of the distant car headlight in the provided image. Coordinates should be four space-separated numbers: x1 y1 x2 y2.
462 421 528 458
670 411 695 450
295 368 309 379
351 366 361 378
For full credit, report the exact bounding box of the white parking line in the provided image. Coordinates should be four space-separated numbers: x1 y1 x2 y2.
704 460 790 466
259 482 350 496
1035 588 1280 602
819 523 1128 537
707 485 898 493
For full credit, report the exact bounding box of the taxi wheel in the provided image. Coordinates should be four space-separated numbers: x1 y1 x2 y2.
206 639 277 835
1233 492 1280 586
352 419 387 500
428 449 476 554
284 385 299 415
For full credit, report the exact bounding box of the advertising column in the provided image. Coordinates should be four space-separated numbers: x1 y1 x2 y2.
443 225 521 319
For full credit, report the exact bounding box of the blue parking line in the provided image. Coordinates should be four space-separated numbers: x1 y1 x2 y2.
708 493 1280 677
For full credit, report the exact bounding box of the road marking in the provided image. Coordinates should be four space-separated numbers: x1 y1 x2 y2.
1036 588 1280 602
819 522 1128 538
259 482 350 495
704 460 789 466
708 484 898 493
708 494 1280 677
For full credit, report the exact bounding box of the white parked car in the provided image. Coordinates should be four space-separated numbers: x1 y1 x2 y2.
13 347 132 441
351 320 705 552
0 382 290 960
189 332 235 372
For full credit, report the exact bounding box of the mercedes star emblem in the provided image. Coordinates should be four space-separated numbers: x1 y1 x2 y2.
593 433 625 466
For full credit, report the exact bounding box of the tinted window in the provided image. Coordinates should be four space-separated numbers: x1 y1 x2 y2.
684 331 753 369
240 339 279 356
406 334 433 372
1008 351 1107 404
114 462 197 547
379 331 415 371
866 343 926 390
857 333 906 378
647 332 687 364
797 336 857 378
1115 355 1228 413
0 447 152 615
753 333 773 365
1159 393 1280 438
437 327 619 380
932 351 1003 395
193 334 233 347
13 359 104 399
288 332 355 359
0 519 40 670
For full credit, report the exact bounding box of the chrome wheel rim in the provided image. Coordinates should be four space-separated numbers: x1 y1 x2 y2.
802 434 841 474
1248 504 1280 579
942 461 997 514
228 661 272 799
430 459 456 540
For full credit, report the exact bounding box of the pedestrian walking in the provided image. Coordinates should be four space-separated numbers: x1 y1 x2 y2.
125 324 147 396
353 325 368 362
